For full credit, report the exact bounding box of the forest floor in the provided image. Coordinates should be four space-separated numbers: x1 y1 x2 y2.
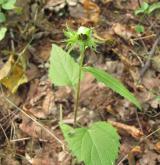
0 0 160 164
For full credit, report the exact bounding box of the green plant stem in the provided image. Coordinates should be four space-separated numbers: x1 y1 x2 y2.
73 50 85 126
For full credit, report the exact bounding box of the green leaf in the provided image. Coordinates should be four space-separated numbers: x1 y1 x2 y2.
0 27 7 41
155 96 160 102
0 0 5 5
49 44 81 87
83 66 141 109
0 12 6 23
2 0 16 10
60 122 120 165
135 24 144 33
148 2 160 14
135 2 149 15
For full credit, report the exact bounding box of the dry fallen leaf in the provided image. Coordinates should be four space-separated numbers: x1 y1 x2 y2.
108 120 144 139
131 146 142 154
23 80 56 119
140 148 160 165
83 0 100 23
113 23 134 40
31 144 58 165
152 55 160 72
69 0 100 24
44 0 66 12
155 142 160 153
0 56 28 93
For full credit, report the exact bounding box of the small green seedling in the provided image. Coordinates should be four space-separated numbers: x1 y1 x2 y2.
0 0 17 41
135 24 144 33
49 26 141 165
135 2 160 15
135 2 160 33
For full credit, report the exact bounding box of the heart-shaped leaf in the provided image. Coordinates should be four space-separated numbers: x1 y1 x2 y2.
60 122 120 165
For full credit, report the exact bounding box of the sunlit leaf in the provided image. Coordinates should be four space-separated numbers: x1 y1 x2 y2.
0 0 5 5
2 0 16 10
83 66 141 109
0 27 7 41
60 122 120 165
0 12 6 23
135 25 144 33
148 2 160 14
135 2 149 15
49 44 82 87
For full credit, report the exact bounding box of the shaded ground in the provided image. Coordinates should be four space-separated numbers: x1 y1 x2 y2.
0 0 160 164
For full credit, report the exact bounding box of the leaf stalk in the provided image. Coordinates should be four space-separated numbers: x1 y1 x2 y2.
73 49 85 126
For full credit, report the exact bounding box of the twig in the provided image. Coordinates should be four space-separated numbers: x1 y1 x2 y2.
140 35 160 78
132 34 156 41
10 29 15 53
135 109 143 134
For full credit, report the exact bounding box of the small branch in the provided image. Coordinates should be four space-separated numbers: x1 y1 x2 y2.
10 29 15 53
140 35 160 78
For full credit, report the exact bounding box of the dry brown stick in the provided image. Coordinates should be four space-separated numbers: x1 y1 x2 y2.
140 35 160 78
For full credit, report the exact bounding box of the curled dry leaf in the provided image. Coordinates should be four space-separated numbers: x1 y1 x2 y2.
19 119 43 139
131 146 142 154
93 29 116 45
82 0 100 23
69 0 100 24
44 0 66 12
23 80 56 119
155 142 160 153
112 23 134 40
108 120 143 139
19 115 57 141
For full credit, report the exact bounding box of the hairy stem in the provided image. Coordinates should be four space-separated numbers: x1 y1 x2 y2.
73 50 85 126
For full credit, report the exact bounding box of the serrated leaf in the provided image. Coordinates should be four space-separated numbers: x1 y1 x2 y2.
135 2 149 15
2 0 16 10
60 122 120 165
0 12 6 23
83 66 141 109
49 44 81 87
0 27 7 41
148 2 160 14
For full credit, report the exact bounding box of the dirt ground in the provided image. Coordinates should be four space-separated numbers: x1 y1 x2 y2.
0 0 160 164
